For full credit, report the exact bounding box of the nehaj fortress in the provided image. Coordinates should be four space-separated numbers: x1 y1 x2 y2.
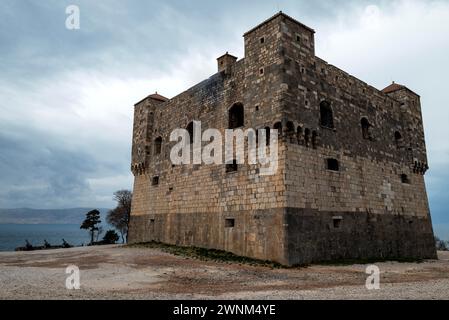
128 12 436 265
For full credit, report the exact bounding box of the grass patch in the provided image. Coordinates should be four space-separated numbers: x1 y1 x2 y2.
315 256 424 266
126 241 427 268
126 241 286 268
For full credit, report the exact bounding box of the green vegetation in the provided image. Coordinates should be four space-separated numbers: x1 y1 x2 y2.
127 241 429 268
80 209 101 245
15 238 72 251
126 241 285 268
102 229 120 244
314 256 424 266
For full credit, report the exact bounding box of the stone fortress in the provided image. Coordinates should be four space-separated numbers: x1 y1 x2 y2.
128 12 437 265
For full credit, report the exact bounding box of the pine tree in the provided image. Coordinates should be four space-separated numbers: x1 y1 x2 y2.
80 209 101 245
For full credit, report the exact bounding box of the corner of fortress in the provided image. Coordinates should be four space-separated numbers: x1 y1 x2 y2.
127 12 436 265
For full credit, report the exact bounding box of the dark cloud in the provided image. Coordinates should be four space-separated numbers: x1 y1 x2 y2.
0 130 98 208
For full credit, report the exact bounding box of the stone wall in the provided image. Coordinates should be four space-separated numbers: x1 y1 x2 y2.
128 12 436 265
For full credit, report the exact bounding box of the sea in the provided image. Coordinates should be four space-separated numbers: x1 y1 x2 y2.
0 224 100 252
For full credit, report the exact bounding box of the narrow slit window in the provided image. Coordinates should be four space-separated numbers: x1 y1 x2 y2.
395 131 403 148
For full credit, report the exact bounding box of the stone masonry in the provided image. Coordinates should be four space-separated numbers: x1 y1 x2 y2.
128 12 437 265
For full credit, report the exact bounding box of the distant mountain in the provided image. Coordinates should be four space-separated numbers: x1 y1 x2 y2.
0 208 111 225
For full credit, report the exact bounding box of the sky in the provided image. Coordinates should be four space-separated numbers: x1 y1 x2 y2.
0 0 448 238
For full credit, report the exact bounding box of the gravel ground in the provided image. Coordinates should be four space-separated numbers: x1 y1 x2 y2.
1 245 448 300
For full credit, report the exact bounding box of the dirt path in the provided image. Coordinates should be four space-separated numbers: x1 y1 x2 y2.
1 245 449 299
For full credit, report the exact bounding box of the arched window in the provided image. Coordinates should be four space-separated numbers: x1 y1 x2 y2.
273 122 282 137
286 121 295 142
186 122 194 144
297 126 303 145
320 101 334 128
304 128 311 147
395 131 402 148
312 131 318 149
361 117 371 140
154 136 162 155
228 103 244 129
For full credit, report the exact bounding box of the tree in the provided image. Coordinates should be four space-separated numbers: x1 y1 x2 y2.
80 209 101 245
44 240 51 249
62 238 72 248
107 190 132 243
95 226 104 242
103 229 120 244
25 239 33 251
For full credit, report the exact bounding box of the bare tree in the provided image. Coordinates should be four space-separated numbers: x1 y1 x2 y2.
107 190 132 243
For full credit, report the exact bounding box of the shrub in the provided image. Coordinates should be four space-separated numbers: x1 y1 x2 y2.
102 230 120 244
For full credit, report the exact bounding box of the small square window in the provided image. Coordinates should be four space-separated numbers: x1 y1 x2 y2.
333 217 342 228
260 37 265 44
226 160 238 173
259 68 264 75
152 176 159 186
327 158 339 171
255 105 259 111
296 34 301 42
401 174 410 184
225 218 235 228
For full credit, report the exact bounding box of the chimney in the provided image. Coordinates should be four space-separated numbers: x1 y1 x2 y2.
217 52 237 73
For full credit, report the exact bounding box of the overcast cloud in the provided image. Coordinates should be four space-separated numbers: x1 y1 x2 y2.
0 0 448 238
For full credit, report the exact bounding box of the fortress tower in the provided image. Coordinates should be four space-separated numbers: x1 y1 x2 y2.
128 12 436 265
